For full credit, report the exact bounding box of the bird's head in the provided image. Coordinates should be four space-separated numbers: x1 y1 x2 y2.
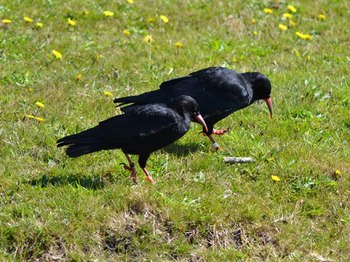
169 95 208 132
243 72 273 118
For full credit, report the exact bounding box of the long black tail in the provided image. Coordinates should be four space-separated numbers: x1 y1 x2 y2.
57 127 105 158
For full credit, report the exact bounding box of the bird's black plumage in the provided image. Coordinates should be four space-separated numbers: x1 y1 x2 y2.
113 67 273 149
114 67 272 149
57 95 207 184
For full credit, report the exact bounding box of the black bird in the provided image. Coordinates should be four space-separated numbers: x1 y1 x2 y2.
57 95 208 184
114 67 273 150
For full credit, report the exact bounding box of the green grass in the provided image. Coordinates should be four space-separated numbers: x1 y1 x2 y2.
1 0 350 260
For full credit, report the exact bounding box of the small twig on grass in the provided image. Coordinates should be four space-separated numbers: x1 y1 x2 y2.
223 157 256 164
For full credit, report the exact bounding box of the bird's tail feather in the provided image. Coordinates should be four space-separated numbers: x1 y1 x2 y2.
64 144 100 158
57 128 106 158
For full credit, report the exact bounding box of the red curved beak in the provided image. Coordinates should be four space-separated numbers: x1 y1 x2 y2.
264 97 273 118
195 113 208 133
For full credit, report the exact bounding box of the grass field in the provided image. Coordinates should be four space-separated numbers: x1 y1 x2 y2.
1 0 350 260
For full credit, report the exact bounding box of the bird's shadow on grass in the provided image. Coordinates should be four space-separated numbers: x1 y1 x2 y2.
27 173 108 190
26 143 203 189
162 142 203 157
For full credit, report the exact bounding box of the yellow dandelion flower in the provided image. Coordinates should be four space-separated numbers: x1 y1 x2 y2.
287 5 297 13
127 0 134 3
104 91 113 97
279 24 288 31
271 175 280 182
289 19 296 27
318 14 326 20
335 170 341 177
253 31 258 36
52 50 63 59
282 13 293 19
35 101 45 108
35 22 43 28
123 29 131 36
251 18 256 24
143 34 153 43
296 31 312 40
104 11 114 17
160 15 169 23
35 116 45 122
26 114 35 119
147 17 155 23
67 18 76 26
23 16 33 23
175 42 183 48
76 73 82 81
2 19 12 24
264 8 273 14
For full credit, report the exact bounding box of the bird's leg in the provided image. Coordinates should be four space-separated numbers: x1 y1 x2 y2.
212 127 230 135
207 134 221 150
122 154 137 184
200 128 221 150
141 168 155 185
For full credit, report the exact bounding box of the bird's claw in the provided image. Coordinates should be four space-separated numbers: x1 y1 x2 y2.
120 163 137 184
145 175 155 185
131 173 137 184
200 128 230 137
212 128 230 135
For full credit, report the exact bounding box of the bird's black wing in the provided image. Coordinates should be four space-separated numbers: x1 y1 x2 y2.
57 104 185 157
114 67 253 117
160 67 253 117
101 105 180 140
113 68 221 108
99 104 188 153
